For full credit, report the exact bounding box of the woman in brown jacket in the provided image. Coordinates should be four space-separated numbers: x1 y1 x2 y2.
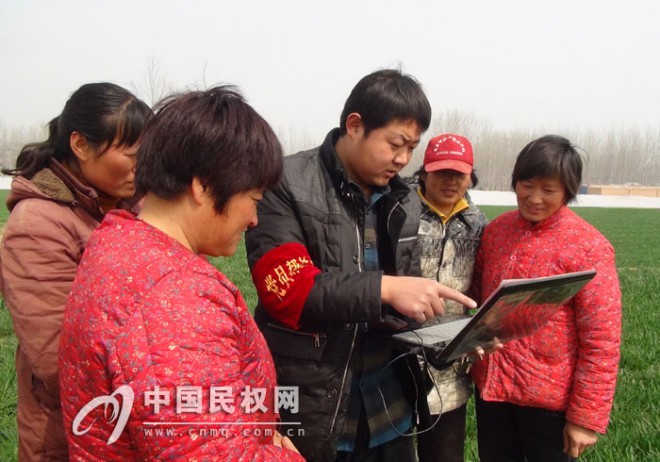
0 82 151 461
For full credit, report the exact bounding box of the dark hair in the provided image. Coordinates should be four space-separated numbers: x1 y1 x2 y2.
135 85 283 213
3 83 152 178
339 69 432 137
511 135 583 203
412 166 480 194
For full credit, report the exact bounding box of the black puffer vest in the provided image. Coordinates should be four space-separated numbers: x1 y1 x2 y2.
247 129 421 461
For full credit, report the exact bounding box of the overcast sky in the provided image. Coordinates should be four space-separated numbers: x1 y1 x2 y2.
1 0 658 145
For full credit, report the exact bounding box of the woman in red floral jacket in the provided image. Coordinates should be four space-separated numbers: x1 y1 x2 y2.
59 87 304 461
470 135 621 461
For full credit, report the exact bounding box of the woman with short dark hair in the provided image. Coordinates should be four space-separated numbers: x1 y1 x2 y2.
471 135 621 461
0 82 152 461
59 86 303 461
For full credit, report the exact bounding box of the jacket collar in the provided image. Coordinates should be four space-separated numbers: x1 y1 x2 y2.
515 204 569 231
7 159 128 220
460 191 485 225
414 181 482 229
319 128 411 203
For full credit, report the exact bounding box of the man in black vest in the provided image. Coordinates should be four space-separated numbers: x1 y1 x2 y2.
247 69 477 462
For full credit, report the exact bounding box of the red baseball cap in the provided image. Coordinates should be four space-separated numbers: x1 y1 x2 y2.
423 134 474 174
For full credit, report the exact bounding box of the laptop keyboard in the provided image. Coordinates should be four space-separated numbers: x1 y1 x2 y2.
394 317 472 346
418 318 471 344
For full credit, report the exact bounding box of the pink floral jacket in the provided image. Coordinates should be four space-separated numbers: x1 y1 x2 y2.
470 206 621 434
59 211 304 461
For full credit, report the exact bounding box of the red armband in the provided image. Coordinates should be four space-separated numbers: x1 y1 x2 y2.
251 243 321 329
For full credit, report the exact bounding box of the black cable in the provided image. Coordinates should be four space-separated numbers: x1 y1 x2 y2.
376 330 444 437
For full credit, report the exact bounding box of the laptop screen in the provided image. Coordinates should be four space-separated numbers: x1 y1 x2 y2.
391 270 597 364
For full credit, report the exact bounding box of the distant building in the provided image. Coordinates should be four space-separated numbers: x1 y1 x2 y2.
587 185 660 198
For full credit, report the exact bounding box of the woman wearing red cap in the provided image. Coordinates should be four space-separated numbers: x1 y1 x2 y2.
411 134 488 462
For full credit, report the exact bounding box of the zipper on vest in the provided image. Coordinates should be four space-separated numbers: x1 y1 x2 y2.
330 199 362 434
354 222 363 272
386 200 401 237
329 323 359 434
431 220 447 282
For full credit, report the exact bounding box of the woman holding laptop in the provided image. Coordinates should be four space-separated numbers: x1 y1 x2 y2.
470 135 622 461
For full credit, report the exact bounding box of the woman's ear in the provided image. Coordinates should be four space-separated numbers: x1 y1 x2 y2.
70 132 91 162
190 177 208 206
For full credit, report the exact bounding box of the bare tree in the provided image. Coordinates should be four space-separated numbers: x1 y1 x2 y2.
405 110 660 189
1 123 48 170
277 127 320 155
131 58 173 107
404 110 495 177
2 104 658 189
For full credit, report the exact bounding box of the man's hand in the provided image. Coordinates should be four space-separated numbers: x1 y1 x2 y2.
381 276 477 323
563 422 598 458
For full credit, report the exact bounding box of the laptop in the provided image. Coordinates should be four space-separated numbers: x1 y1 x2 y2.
390 269 597 365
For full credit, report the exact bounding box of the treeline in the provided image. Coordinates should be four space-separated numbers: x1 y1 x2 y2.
275 110 660 190
2 110 659 190
0 122 47 173
410 110 660 190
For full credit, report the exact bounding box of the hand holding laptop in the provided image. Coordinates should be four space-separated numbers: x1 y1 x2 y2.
469 338 504 360
391 270 597 366
381 275 478 323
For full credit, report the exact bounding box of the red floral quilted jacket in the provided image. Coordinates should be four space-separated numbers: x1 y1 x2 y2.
470 206 621 434
59 211 304 461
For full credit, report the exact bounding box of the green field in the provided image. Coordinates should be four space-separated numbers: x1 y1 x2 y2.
0 194 659 460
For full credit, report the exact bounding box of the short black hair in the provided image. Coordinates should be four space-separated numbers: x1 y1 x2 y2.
136 86 283 213
339 69 431 137
511 135 583 203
